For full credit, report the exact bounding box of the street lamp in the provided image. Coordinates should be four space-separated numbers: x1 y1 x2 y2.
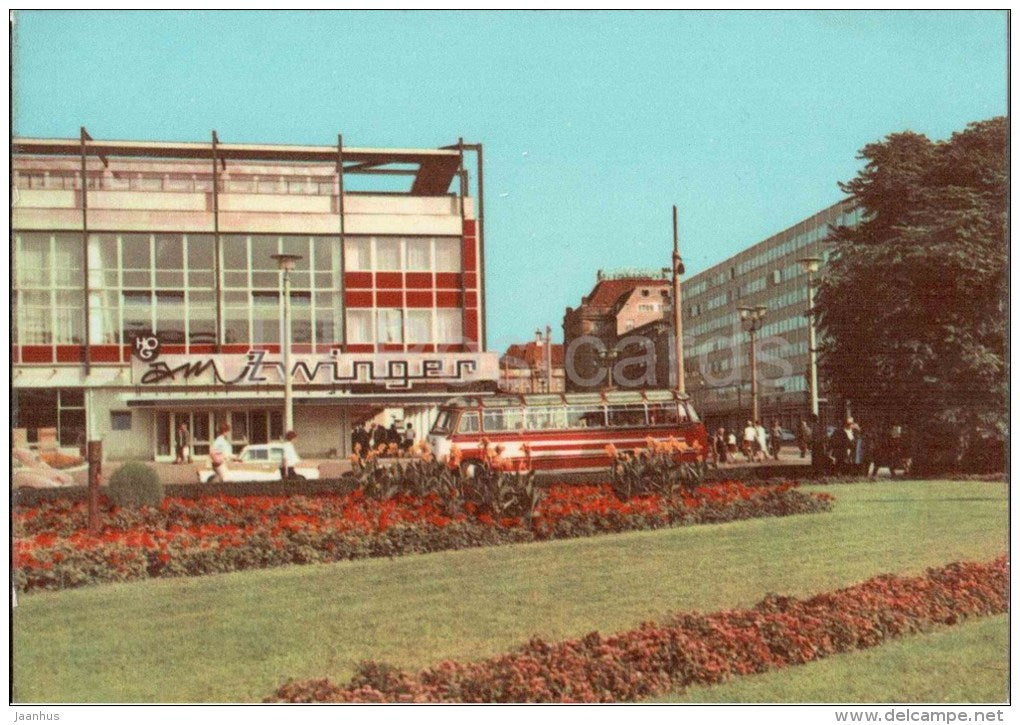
271 253 302 435
797 257 822 419
597 347 620 390
738 305 767 423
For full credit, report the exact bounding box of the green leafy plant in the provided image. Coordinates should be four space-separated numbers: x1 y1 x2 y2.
463 468 544 525
608 444 703 500
107 462 164 509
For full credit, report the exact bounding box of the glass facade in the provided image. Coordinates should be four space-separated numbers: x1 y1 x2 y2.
679 201 864 428
12 231 470 353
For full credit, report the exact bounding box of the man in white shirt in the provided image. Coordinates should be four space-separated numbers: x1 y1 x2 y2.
742 421 756 462
755 421 768 463
210 423 234 482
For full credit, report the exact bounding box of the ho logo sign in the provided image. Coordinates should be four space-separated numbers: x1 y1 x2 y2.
132 334 162 362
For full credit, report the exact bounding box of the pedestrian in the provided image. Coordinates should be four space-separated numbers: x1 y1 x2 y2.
351 424 362 459
755 420 768 463
388 421 401 449
742 420 756 462
770 419 784 460
797 418 811 459
281 430 298 479
727 430 738 458
371 423 386 451
402 422 415 452
209 423 233 483
829 416 858 474
713 427 728 467
175 422 191 464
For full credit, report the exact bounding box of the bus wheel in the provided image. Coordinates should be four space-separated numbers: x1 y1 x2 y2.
460 459 485 478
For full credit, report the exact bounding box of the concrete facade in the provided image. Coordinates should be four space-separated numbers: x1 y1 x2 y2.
12 134 494 461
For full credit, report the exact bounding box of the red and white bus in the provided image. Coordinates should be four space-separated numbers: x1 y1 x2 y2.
427 389 707 474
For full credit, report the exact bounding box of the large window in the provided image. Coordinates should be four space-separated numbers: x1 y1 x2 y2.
13 388 85 446
14 233 85 345
344 236 461 273
13 232 346 351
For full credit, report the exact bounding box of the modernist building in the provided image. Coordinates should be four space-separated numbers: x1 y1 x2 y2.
498 331 565 394
12 132 497 461
681 200 863 433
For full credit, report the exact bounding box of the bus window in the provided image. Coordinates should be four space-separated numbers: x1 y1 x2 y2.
566 405 605 428
431 410 457 435
647 402 683 426
458 412 480 434
482 408 525 432
526 407 566 430
607 404 647 427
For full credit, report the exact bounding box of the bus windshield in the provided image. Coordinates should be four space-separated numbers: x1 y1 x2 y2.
431 410 457 435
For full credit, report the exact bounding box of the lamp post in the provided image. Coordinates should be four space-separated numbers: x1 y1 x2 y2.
797 257 822 419
271 253 302 434
738 305 767 423
597 347 620 390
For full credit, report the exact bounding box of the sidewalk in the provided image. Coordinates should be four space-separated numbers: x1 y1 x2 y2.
68 447 810 488
69 458 355 486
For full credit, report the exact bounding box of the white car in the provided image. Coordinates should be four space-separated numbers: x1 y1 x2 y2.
198 443 320 483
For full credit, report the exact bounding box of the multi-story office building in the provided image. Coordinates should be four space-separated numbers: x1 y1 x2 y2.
681 200 863 432
12 132 497 461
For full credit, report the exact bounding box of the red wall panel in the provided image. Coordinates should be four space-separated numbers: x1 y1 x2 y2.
463 237 477 269
344 271 373 289
405 291 433 308
375 272 403 289
376 290 403 307
405 272 432 289
436 291 461 307
90 345 121 363
21 346 53 364
345 290 373 308
465 309 479 342
55 346 80 363
435 272 460 289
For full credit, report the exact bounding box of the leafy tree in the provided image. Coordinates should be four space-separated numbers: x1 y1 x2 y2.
815 117 1006 472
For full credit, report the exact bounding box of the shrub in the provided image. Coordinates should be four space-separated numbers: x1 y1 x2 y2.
107 462 164 509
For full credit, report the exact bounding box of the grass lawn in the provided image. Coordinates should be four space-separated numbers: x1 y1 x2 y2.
648 614 1008 703
12 480 1007 703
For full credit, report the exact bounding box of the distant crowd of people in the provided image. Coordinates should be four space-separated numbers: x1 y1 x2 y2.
708 414 911 477
351 420 416 459
708 418 790 466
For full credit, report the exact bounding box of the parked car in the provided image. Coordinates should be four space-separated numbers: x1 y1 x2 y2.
197 443 320 483
779 428 797 443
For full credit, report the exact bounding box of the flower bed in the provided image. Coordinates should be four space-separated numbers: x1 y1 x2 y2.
267 556 1008 703
13 481 832 593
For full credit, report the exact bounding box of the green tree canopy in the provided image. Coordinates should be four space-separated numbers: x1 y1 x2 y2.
815 117 1006 471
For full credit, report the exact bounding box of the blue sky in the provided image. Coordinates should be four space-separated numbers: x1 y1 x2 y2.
12 10 1007 353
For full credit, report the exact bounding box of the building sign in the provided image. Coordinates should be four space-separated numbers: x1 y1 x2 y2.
130 348 499 391
132 334 162 362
